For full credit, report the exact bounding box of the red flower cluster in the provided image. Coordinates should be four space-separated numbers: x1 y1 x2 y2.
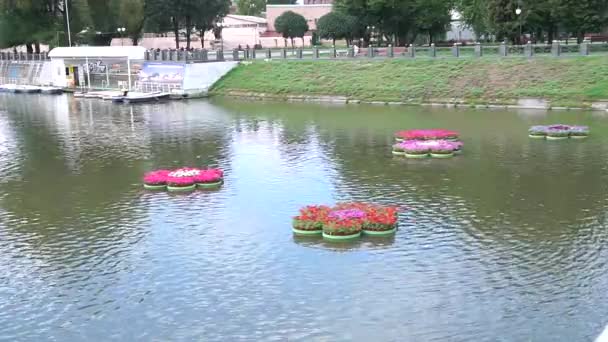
293 203 400 235
395 129 459 141
292 205 331 231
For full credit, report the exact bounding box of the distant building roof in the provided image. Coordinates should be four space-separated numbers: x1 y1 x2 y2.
49 46 147 59
266 4 332 7
225 14 267 24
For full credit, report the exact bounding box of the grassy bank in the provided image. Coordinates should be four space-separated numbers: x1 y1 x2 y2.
210 57 608 107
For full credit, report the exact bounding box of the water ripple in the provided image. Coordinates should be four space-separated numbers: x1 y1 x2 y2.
0 95 607 341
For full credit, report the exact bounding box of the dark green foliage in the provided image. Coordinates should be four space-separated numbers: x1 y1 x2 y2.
333 0 453 46
316 12 357 45
275 11 309 47
236 0 266 16
266 0 297 4
456 0 608 43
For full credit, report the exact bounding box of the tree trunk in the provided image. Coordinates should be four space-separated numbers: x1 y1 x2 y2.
410 32 418 45
34 42 40 53
131 36 139 45
185 16 192 49
302 37 305 47
428 32 433 45
200 30 205 48
26 44 33 54
577 31 584 44
547 26 554 44
290 37 294 48
363 34 370 47
172 18 180 49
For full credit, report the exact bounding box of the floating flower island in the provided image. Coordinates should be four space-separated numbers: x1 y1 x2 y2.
392 129 463 158
393 140 463 158
143 167 224 191
394 129 460 142
292 203 399 241
529 125 589 140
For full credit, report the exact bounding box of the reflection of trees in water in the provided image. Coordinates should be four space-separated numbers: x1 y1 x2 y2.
218 99 608 238
0 96 232 267
0 96 145 255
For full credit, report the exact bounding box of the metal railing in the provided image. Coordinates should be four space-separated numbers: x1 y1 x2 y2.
0 52 49 61
143 41 606 63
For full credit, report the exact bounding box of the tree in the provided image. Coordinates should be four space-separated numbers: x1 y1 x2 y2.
316 12 357 46
267 0 297 3
274 11 309 47
114 0 145 45
560 0 608 43
334 0 378 46
194 0 230 48
237 0 266 16
145 0 230 49
454 0 490 38
415 0 453 45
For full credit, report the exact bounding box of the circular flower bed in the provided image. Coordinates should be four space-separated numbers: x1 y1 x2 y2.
292 203 400 241
528 124 589 140
142 167 224 191
528 125 548 139
194 168 224 189
395 129 459 141
166 168 199 191
336 203 398 236
292 205 330 235
142 170 170 190
569 126 590 139
395 140 462 159
323 209 365 240
392 143 406 156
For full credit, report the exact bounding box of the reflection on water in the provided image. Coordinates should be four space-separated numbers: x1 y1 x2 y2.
1 94 608 341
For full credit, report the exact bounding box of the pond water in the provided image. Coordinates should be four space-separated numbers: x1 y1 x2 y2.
1 94 608 341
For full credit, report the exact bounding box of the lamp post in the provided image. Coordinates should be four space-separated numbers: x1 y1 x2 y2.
218 22 224 51
366 25 375 46
65 0 72 46
117 27 126 46
515 6 522 45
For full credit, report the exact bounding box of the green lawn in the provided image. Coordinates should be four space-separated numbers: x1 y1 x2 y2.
211 57 608 105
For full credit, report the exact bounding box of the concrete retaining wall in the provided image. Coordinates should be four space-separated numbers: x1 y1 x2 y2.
182 62 238 96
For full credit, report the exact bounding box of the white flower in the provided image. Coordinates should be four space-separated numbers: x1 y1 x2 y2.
168 169 201 177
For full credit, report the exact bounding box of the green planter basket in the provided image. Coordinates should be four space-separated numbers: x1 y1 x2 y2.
570 135 588 139
143 183 166 190
546 136 569 140
167 184 196 192
363 227 397 236
405 153 428 159
292 228 322 236
322 232 361 241
392 150 406 156
431 152 454 158
453 149 463 155
197 180 223 189
528 134 546 139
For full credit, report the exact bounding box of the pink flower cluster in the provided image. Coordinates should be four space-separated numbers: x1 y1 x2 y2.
143 170 171 185
395 129 459 141
193 169 224 184
143 167 224 187
397 140 462 153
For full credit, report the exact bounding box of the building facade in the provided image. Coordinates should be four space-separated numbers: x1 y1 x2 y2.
265 4 332 32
